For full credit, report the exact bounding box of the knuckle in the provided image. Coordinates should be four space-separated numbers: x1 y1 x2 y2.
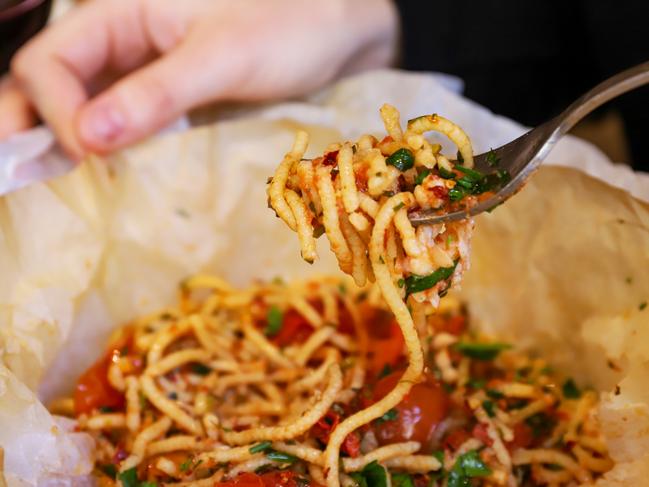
10 48 34 82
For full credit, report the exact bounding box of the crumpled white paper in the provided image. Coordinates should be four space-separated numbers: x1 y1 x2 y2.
0 69 648 486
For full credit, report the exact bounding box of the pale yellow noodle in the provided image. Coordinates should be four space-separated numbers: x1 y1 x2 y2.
85 413 127 430
384 456 442 473
147 319 192 364
324 193 424 487
285 189 318 264
120 416 172 471
147 435 201 456
337 144 360 213
140 375 202 435
125 376 141 432
268 131 309 230
295 325 336 366
407 114 474 168
221 365 342 445
242 321 293 368
145 349 212 377
342 442 420 472
316 164 353 274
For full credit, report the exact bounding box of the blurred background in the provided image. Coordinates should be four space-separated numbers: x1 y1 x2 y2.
1 0 648 170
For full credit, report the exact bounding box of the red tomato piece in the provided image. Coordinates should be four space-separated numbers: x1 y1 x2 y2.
364 307 405 375
273 309 313 346
372 371 449 446
506 423 534 451
216 471 321 487
74 329 134 415
216 473 265 487
342 431 361 458
442 428 471 451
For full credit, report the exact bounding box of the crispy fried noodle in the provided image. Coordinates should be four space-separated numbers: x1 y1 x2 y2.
53 106 611 487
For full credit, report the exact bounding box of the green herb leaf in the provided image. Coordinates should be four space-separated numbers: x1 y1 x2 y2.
415 169 431 185
404 263 457 297
98 464 118 479
391 473 414 487
457 450 492 477
448 185 467 202
249 441 273 454
447 450 491 487
376 408 398 424
191 363 211 376
264 306 283 337
640 301 647 311
140 483 157 487
378 256 385 264
438 167 456 179
485 149 500 167
397 278 405 288
386 148 415 172
486 389 505 400
393 202 405 212
266 450 297 464
562 378 581 399
350 473 369 487
466 378 486 389
454 165 484 182
98 406 115 413
455 342 511 361
525 412 556 438
117 467 139 487
179 458 192 472
360 461 389 487
432 450 445 464
378 364 393 379
482 400 496 417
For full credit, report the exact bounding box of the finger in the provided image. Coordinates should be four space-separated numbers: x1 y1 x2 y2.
10 0 157 159
0 77 36 139
76 42 220 153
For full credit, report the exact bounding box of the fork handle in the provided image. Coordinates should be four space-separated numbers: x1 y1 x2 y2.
553 60 649 136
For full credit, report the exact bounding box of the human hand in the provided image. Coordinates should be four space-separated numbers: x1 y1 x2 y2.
2 0 397 159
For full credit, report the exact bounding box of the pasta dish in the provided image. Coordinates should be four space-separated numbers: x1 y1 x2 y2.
53 106 612 487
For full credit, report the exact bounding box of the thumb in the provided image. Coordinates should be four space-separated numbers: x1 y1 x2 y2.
76 45 214 153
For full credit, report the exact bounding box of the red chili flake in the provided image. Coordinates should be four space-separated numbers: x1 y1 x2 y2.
322 151 339 166
432 185 449 200
342 431 361 457
472 423 493 446
311 411 340 443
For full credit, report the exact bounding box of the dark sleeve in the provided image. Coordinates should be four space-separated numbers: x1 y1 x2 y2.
393 0 649 170
579 0 649 170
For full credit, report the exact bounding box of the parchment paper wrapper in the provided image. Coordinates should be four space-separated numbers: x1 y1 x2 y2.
0 70 648 486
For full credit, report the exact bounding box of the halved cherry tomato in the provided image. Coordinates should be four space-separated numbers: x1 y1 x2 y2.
372 371 449 446
363 306 405 375
217 472 264 487
217 471 322 487
74 328 134 415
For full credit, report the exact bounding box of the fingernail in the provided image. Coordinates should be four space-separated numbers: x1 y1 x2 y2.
79 101 125 145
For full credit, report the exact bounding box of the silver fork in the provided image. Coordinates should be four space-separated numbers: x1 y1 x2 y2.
409 60 649 226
